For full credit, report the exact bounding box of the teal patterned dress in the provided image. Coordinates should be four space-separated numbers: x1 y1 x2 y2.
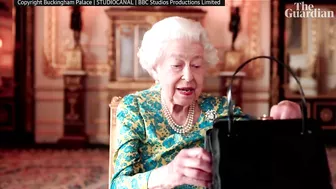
110 84 248 189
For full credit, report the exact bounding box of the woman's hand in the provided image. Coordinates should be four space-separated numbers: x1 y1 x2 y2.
270 100 302 119
148 147 212 189
166 147 212 188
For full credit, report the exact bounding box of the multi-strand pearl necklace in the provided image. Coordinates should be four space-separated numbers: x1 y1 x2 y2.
161 99 195 134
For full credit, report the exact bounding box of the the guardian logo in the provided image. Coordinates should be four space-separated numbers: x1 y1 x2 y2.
285 2 335 18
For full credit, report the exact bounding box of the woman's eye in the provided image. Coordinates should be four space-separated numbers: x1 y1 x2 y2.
172 65 181 68
192 65 201 68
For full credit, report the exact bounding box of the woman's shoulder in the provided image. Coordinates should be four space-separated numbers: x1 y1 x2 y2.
119 85 160 109
199 93 228 106
198 93 249 119
198 93 231 114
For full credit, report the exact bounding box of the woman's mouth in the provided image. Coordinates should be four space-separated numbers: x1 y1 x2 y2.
177 87 195 96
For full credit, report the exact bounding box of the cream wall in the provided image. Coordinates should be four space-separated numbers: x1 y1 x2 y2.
241 0 271 116
34 2 271 144
34 7 111 144
35 7 64 143
200 2 271 117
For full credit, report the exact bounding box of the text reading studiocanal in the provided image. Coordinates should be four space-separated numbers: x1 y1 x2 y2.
97 0 222 6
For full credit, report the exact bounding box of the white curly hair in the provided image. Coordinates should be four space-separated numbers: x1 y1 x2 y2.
137 16 219 81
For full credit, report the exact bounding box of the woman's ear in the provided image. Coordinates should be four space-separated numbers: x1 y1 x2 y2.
152 63 158 74
151 65 160 82
152 53 165 81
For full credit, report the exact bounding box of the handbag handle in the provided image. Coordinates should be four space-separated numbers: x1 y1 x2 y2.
226 55 308 135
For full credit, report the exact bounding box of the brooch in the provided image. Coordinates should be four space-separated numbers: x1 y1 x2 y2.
205 110 217 122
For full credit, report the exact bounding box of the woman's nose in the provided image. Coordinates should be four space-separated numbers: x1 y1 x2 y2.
182 67 194 82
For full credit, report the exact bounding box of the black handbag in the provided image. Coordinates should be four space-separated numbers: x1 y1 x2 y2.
205 56 334 189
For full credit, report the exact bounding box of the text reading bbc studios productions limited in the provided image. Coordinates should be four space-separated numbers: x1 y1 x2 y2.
15 0 224 6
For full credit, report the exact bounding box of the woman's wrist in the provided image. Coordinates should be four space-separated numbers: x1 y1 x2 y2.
148 165 174 189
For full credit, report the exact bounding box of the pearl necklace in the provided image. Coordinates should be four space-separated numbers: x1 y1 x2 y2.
161 99 195 134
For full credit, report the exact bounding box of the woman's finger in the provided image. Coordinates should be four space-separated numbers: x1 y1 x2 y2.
182 167 212 181
270 101 301 120
180 156 212 173
182 147 212 162
270 105 281 119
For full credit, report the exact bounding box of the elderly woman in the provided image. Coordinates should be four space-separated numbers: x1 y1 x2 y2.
110 16 301 189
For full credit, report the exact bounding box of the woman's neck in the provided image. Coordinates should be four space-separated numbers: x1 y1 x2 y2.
161 94 201 126
163 98 190 116
163 101 191 126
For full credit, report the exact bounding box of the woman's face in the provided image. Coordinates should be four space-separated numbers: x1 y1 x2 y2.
156 39 206 107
